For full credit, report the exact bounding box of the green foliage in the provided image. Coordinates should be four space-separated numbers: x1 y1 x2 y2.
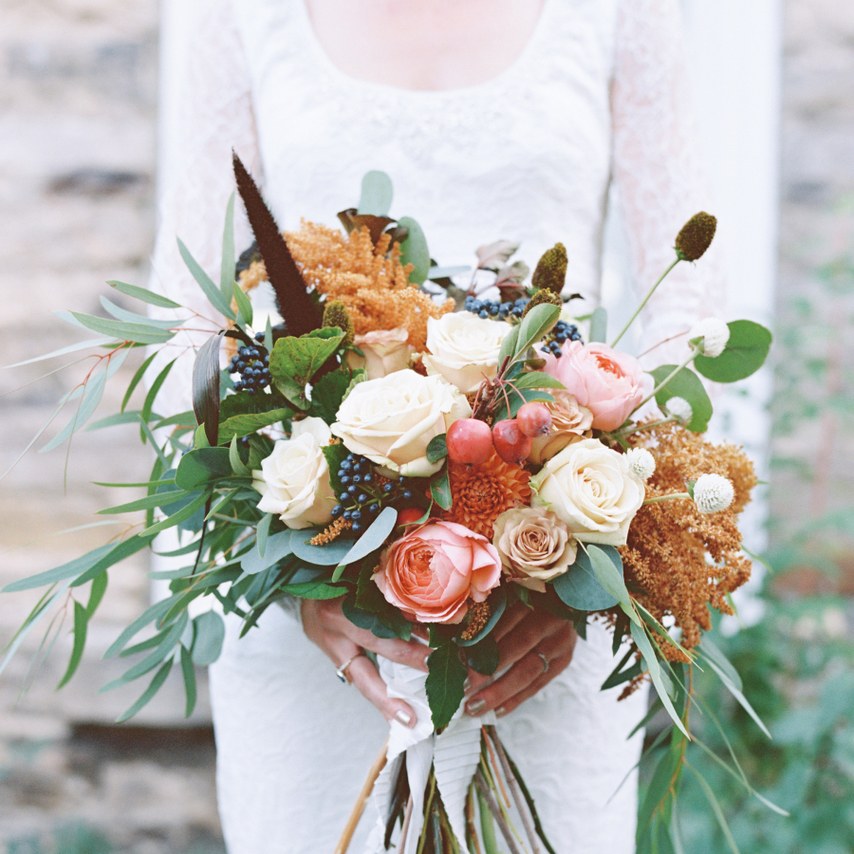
694 320 772 383
429 465 452 510
426 433 447 465
552 545 622 611
358 170 394 216
649 364 714 432
426 642 467 730
398 215 430 284
269 328 346 408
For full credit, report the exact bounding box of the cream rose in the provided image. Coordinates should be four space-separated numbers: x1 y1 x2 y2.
253 417 336 529
492 507 577 592
331 370 471 477
422 312 511 393
531 438 645 546
528 391 594 465
346 327 412 379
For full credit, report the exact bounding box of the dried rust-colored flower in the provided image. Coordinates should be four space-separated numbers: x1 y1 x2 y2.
460 600 492 641
445 452 531 539
522 288 562 317
675 212 717 262
531 242 568 294
616 422 756 662
309 516 352 545
322 299 355 344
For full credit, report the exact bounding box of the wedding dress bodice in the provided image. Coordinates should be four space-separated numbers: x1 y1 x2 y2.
151 2 716 851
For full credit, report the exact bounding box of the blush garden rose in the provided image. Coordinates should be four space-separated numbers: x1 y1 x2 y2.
347 327 413 379
374 520 502 624
331 369 471 477
531 438 645 546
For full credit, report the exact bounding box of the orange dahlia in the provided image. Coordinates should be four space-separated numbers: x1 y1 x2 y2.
445 453 531 539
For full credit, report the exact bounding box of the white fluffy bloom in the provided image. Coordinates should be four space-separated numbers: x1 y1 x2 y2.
690 317 730 358
692 473 735 514
665 397 693 423
625 447 656 481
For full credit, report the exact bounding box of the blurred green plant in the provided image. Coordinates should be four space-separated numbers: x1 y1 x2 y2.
642 257 854 851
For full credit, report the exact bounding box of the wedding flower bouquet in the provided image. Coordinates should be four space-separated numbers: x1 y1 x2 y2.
3 160 782 852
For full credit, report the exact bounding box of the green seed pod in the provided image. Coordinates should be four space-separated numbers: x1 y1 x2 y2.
531 242 568 294
322 300 355 344
675 212 717 261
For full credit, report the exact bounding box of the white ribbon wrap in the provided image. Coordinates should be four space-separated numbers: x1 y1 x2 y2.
365 656 495 852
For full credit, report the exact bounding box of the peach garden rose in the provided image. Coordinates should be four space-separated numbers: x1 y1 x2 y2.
374 520 502 624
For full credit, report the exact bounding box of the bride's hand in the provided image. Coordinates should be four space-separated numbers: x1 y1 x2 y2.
463 603 576 718
301 598 427 728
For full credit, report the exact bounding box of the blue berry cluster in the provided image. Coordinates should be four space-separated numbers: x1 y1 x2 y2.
228 332 270 393
544 320 582 358
331 453 413 533
463 296 531 320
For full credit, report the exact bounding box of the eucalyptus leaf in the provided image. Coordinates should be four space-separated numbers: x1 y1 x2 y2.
358 170 394 216
553 547 621 611
99 296 181 328
398 216 430 284
589 306 608 342
693 319 772 383
68 311 175 345
240 531 294 575
177 237 235 319
115 661 173 723
291 531 355 566
650 365 713 432
332 507 398 582
108 280 182 309
191 610 226 666
220 193 236 299
57 601 88 689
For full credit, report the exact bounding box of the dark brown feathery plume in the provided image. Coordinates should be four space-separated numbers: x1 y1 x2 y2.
232 152 322 336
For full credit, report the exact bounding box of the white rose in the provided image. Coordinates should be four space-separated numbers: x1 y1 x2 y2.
253 417 336 529
331 370 471 477
531 438 645 546
493 507 577 592
346 327 412 379
422 312 511 393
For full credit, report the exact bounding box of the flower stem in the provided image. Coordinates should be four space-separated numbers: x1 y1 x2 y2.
635 348 699 412
611 256 681 348
643 492 691 505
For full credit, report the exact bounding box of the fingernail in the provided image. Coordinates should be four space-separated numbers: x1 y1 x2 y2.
395 709 414 727
466 698 486 716
423 654 431 668
463 677 471 691
496 706 508 718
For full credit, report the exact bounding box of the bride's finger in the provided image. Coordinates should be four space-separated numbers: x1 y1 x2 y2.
350 630 430 672
347 654 418 728
491 603 530 643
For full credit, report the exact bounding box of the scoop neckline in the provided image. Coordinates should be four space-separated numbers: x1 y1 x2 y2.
296 0 554 98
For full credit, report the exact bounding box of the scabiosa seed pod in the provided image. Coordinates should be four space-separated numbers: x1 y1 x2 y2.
522 287 562 317
692 473 735 513
690 317 730 357
625 447 656 481
665 397 694 424
531 242 568 294
675 212 717 262
322 299 355 344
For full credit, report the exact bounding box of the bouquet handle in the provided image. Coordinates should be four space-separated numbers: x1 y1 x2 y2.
335 742 389 854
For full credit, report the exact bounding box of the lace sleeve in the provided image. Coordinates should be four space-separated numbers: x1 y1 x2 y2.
611 0 721 357
149 0 261 416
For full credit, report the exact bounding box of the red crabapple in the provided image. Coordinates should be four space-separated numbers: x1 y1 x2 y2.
491 419 533 465
446 418 493 465
516 402 553 437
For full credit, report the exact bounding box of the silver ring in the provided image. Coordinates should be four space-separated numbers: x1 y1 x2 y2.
536 652 550 675
336 653 364 684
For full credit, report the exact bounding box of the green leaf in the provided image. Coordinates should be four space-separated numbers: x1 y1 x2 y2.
180 645 198 717
99 489 188 515
456 586 507 647
232 282 253 327
220 193 236 299
57 601 88 689
629 622 689 737
4 336 111 368
41 364 110 452
498 325 520 366
693 320 772 383
310 368 358 423
191 611 226 666
553 545 622 612
269 328 346 408
116 661 172 723
228 436 250 477
430 466 452 510
99 297 182 328
358 170 394 216
219 407 292 443
342 594 404 640
120 350 159 413
192 333 223 446
426 433 448 465
67 311 175 345
291 531 355 566
85 572 108 618
108 280 182 309
684 762 740 854
175 447 232 490
465 636 499 675
240 531 293 575
649 364 713 432
589 307 608 342
699 646 771 738
104 598 175 658
425 642 467 730
280 581 346 599
398 216 430 284
177 237 235 319
514 304 560 359
332 507 398 582
512 371 565 390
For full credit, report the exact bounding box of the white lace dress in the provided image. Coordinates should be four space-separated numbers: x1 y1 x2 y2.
150 1 717 851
